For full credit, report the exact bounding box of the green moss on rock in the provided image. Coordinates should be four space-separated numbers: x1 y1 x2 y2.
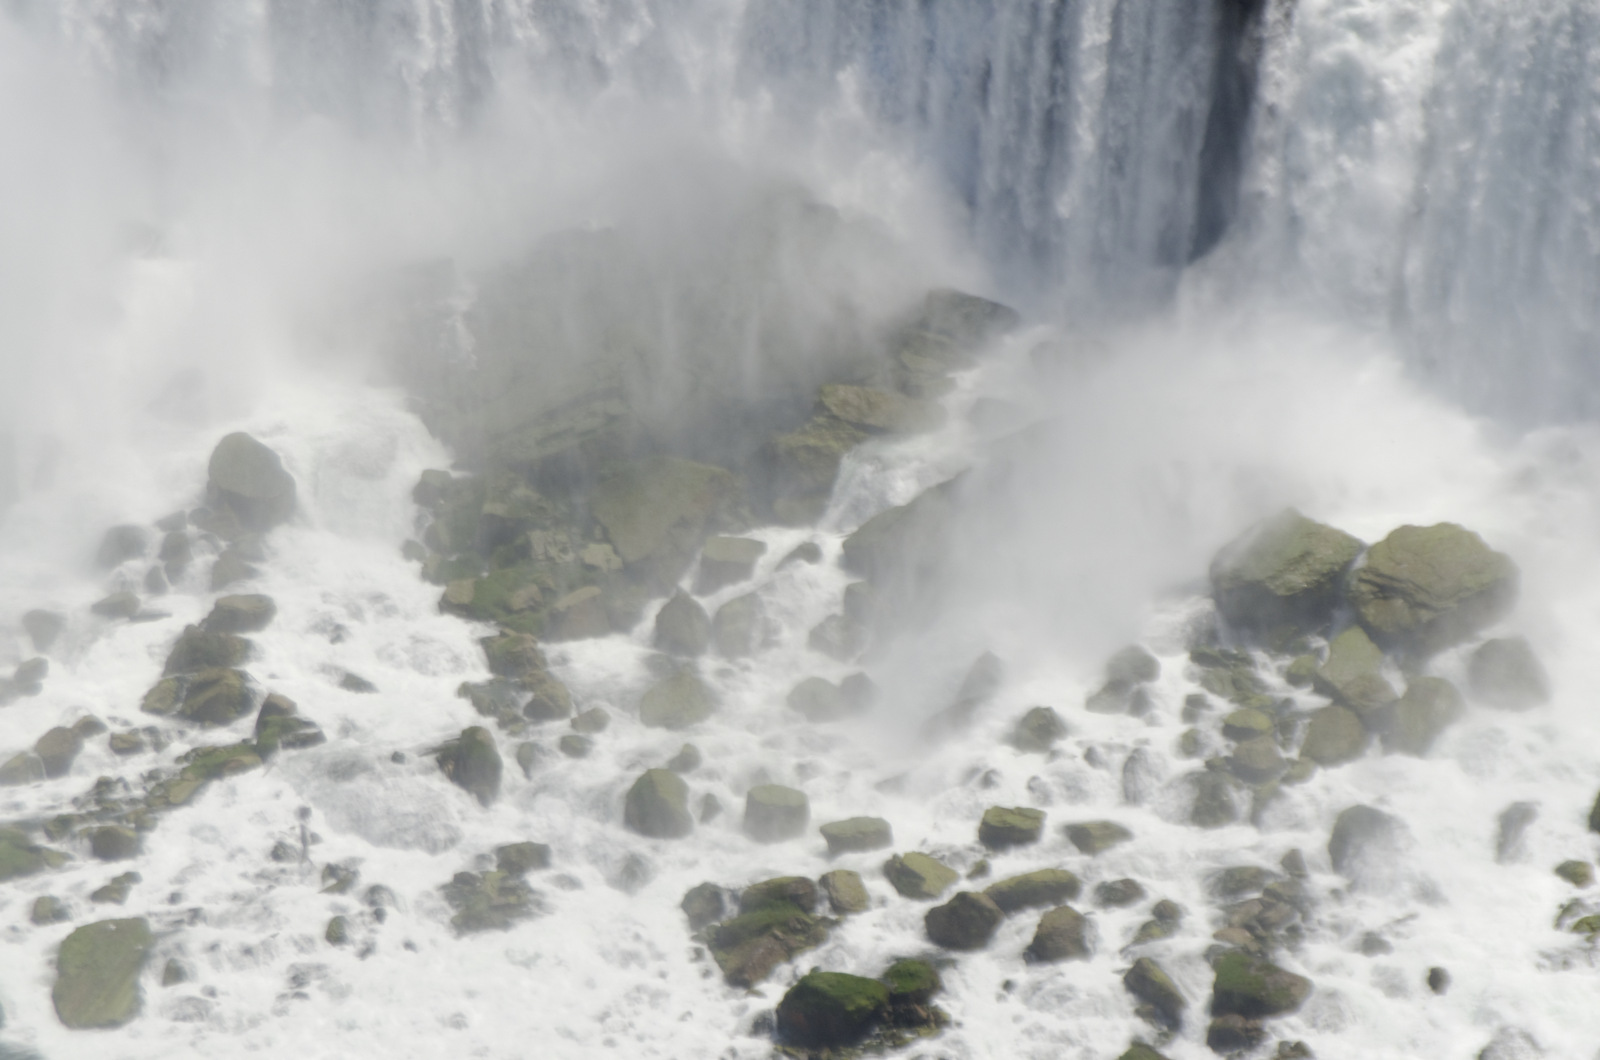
776 971 889 1048
1210 950 1312 1019
52 918 152 1029
1349 523 1518 655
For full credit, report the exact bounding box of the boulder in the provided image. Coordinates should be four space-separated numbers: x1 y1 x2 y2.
96 525 149 568
1206 1015 1267 1053
776 971 889 1049
744 784 809 842
1118 1046 1173 1060
436 726 502 807
1311 626 1397 720
1467 637 1550 710
52 918 152 1028
709 902 829 986
22 609 65 652
985 868 1082 913
90 871 140 905
522 671 574 722
200 594 276 634
544 586 610 641
839 478 958 585
653 590 711 656
172 741 261 784
35 727 84 779
91 591 141 619
480 631 548 681
820 869 870 914
1095 878 1147 907
786 676 852 722
1107 645 1161 684
1191 772 1245 828
1221 708 1274 741
1229 736 1287 783
711 592 765 658
979 806 1044 849
694 537 767 594
1210 509 1363 640
1383 676 1464 756
624 769 693 839
1495 801 1539 864
882 957 941 1007
0 827 67 881
32 894 71 924
163 625 250 675
1024 905 1091 961
589 456 741 590
1210 950 1312 1018
808 612 868 661
0 752 45 786
87 825 140 861
1328 804 1407 879
495 841 552 875
1349 523 1518 655
441 869 538 933
1556 860 1594 887
1065 820 1133 855
206 432 296 533
210 547 259 589
1299 705 1367 766
1010 705 1067 752
926 891 1005 950
883 852 959 899
665 743 700 772
1126 960 1190 1031
820 817 893 855
681 882 727 930
639 670 716 729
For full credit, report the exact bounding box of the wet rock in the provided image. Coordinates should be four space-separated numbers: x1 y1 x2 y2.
90 872 140 905
1010 705 1067 752
1206 1014 1267 1053
699 793 723 823
1131 902 1185 946
34 727 83 779
210 547 259 590
1299 705 1367 766
820 817 893 855
544 586 609 641
1124 956 1186 1029
160 958 188 986
744 784 808 842
985 869 1082 913
1349 523 1518 655
839 478 958 586
712 592 765 658
158 530 192 578
589 456 741 590
87 826 141 862
979 806 1044 849
1328 805 1407 880
775 970 889 1049
1555 860 1594 887
624 769 692 839
1191 772 1246 828
819 383 942 434
1229 736 1287 783
1427 966 1451 994
765 415 870 524
52 918 152 1029
808 612 868 660
786 676 852 722
254 695 325 757
200 594 276 634
481 630 548 681
884 852 958 899
653 590 710 656
570 707 610 735
709 901 829 987
163 625 250 675
1221 708 1274 741
1065 820 1133 855
1476 1027 1543 1060
91 591 141 620
926 891 1005 950
435 726 502 807
1311 626 1397 720
141 668 254 727
1210 950 1312 1018
820 869 870 914
780 541 823 567
665 743 700 773
0 827 66 881
694 536 767 594
1024 904 1091 961
441 869 538 934
681 882 727 930
96 525 150 568
740 876 818 915
23 609 65 652
323 915 350 946
1495 802 1539 864
495 842 552 875
1118 1046 1173 1060
1210 509 1363 640
31 895 70 925
558 734 591 758
206 432 296 533
1382 676 1463 756
1467 637 1550 710
638 670 716 730
1095 879 1147 907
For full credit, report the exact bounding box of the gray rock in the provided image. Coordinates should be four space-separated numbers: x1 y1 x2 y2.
96 525 150 568
694 537 767 594
90 592 140 620
1329 804 1408 881
1495 802 1539 864
52 918 152 1028
589 456 741 590
1010 705 1067 752
31 895 71 924
624 769 693 839
818 383 942 434
979 806 1044 849
1124 959 1187 1028
1107 645 1161 684
681 882 727 929
1350 523 1518 655
544 586 610 641
206 433 296 533
1229 736 1287 783
1300 705 1367 766
1210 950 1312 1018
1210 509 1363 640
739 876 818 914
665 743 701 773
200 594 276 634
653 590 710 657
495 841 552 875
926 891 1004 950
22 610 65 653
1311 626 1397 720
820 817 893 855
819 869 869 914
558 734 592 758
639 670 717 730
436 727 502 806
883 852 958 899
1468 637 1550 710
571 707 611 734
744 784 809 842
984 869 1082 913
1191 771 1245 828
162 625 250 676
87 826 140 861
1025 905 1091 961
1064 820 1133 855
1383 676 1464 756
711 592 765 658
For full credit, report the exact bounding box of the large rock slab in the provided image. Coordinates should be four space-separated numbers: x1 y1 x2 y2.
694 536 767 594
1350 523 1518 655
979 806 1044 849
206 433 296 533
776 971 889 1049
52 918 152 1029
820 817 893 855
818 384 942 434
1210 510 1362 640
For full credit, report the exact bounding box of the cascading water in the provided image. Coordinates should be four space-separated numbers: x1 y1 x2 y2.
2 3 1600 1060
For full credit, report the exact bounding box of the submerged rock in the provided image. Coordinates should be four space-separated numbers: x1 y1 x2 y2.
1210 509 1363 641
624 769 693 839
206 432 297 533
884 852 959 899
52 918 152 1029
926 891 1005 950
23 609 65 652
984 869 1082 913
1349 523 1517 655
1467 637 1550 710
1024 905 1091 961
441 869 538 934
744 784 809 842
776 971 889 1049
436 727 502 807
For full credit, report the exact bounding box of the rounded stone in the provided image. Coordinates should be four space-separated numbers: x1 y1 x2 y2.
819 817 893 855
979 806 1045 849
1024 904 1092 962
926 891 1004 950
624 769 693 839
743 784 809 843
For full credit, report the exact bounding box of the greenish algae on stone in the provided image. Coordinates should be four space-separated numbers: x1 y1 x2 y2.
52 918 152 1029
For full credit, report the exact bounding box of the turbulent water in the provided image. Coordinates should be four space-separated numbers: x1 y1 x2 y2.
2 2 1600 1059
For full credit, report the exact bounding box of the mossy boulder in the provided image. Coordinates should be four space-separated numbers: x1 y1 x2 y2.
436 726 502 807
1329 804 1406 879
979 806 1045 849
709 902 830 987
206 432 296 533
1467 637 1550 710
984 868 1082 913
712 592 765 658
0 752 44 786
926 890 1004 950
52 918 152 1028
1064 820 1133 855
820 869 870 914
200 594 276 634
163 625 251 676
882 958 941 1006
776 971 889 1048
1095 878 1147 908
176 741 263 782
1300 705 1367 766
141 668 255 727
32 895 70 924
1349 523 1518 655
624 769 693 839
744 784 809 842
694 536 767 594
1210 950 1312 1018
639 670 716 730
1210 509 1362 640
1311 626 1397 720
0 827 67 881
480 631 548 681
441 869 538 934
739 876 818 915
820 817 893 855
1383 677 1464 756
1229 736 1287 783
589 456 742 590
1024 904 1091 962
1221 708 1274 741
884 852 959 899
